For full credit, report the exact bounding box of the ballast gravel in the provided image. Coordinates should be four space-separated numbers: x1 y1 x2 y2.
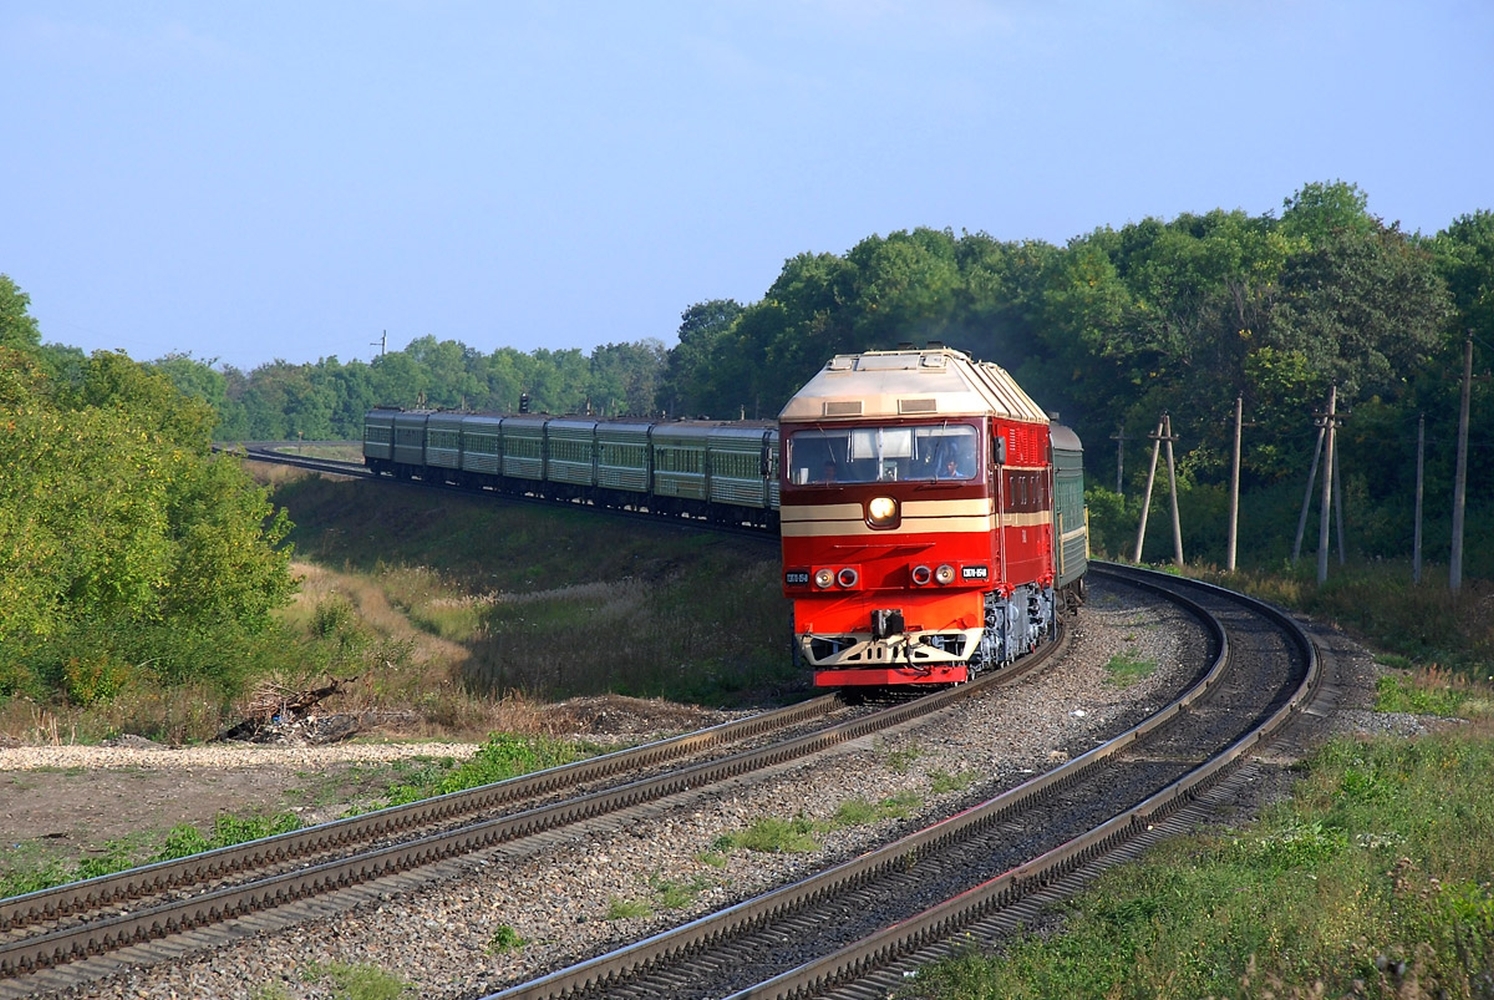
9 579 1374 1000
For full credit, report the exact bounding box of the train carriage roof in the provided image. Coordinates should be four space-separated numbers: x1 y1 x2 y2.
777 347 1049 424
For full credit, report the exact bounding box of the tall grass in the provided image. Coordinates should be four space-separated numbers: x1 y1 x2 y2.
905 733 1494 999
271 472 799 707
1194 560 1494 680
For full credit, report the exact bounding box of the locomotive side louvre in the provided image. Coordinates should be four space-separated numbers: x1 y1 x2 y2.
778 346 1078 688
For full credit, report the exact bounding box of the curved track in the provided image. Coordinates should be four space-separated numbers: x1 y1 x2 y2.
476 562 1319 1000
0 633 1068 992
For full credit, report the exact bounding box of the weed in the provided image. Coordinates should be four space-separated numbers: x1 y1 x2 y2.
486 924 526 955
303 961 412 1000
712 816 819 854
1374 671 1469 717
928 769 976 795
832 792 922 827
650 874 712 910
1103 650 1156 687
605 896 652 920
877 738 923 774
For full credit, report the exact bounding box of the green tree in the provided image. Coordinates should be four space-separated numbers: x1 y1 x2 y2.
660 299 743 418
0 274 42 351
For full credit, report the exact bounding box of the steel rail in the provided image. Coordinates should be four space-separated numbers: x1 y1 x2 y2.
482 563 1313 1000
0 694 841 937
724 563 1320 999
0 631 1065 979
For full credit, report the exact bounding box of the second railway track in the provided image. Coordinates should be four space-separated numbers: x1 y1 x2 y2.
2 632 1066 994
479 562 1322 1000
0 559 1332 992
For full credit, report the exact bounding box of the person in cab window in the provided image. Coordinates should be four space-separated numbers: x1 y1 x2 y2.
818 460 838 483
939 440 977 480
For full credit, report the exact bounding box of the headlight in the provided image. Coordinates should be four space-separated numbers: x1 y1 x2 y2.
867 496 898 527
814 568 835 589
935 563 956 585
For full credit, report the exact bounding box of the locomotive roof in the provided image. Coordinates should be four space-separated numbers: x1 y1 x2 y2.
777 348 1049 424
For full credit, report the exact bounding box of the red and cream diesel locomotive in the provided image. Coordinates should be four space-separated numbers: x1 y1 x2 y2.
778 346 1088 687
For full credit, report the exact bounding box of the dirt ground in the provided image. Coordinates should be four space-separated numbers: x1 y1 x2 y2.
0 695 741 880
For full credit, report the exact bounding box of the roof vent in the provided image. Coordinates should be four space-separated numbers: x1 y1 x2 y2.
824 401 863 417
898 398 938 414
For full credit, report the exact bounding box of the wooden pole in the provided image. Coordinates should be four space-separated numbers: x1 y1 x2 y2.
1293 425 1325 563
1332 429 1346 565
1227 396 1242 572
1164 413 1184 567
1317 385 1337 586
1132 416 1166 563
1414 412 1424 585
1451 333 1473 595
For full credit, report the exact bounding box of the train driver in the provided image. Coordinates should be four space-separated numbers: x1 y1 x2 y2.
938 437 978 480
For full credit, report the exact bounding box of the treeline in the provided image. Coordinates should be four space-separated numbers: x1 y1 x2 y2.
150 181 1491 572
1 275 298 705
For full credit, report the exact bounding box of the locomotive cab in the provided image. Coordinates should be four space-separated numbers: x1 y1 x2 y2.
778 347 1066 688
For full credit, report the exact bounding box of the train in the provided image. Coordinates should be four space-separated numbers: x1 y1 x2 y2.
362 409 781 528
362 345 1087 688
777 347 1087 687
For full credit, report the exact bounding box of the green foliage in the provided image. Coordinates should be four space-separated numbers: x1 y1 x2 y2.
649 873 713 910
605 896 653 920
832 792 922 826
906 733 1494 999
1373 673 1469 717
155 811 302 861
303 961 412 1000
710 816 820 854
486 924 527 954
378 733 594 808
0 274 42 350
928 769 977 795
0 291 298 704
1103 651 1157 688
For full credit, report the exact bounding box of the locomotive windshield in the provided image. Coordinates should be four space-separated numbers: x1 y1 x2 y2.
785 423 979 485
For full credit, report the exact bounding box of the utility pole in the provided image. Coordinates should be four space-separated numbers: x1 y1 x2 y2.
1451 332 1473 594
372 330 387 356
1163 413 1184 567
1110 423 1127 496
1227 396 1242 572
1292 423 1326 563
1132 414 1182 566
1414 412 1425 585
1132 416 1165 563
1317 385 1337 586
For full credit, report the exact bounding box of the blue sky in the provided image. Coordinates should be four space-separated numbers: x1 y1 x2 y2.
2 1 1490 371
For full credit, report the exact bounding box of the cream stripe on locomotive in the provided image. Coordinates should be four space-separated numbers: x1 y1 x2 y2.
780 501 1051 538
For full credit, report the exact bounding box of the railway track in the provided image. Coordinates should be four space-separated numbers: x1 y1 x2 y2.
0 631 1068 995
476 562 1322 999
